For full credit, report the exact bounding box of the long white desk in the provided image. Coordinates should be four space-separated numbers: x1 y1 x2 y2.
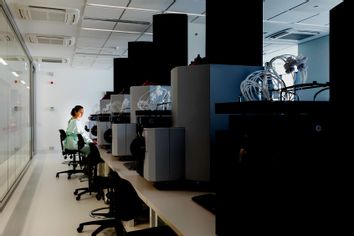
99 148 216 236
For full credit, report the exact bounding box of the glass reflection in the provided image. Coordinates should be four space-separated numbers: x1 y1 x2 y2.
0 5 32 204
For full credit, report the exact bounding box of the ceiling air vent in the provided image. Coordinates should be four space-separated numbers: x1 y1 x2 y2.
15 4 80 24
25 33 75 47
266 28 320 42
0 32 14 42
34 57 70 64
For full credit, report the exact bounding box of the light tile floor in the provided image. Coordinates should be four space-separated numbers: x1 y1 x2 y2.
0 153 115 236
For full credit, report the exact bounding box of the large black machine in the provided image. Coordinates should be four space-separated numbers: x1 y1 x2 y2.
96 92 113 148
85 114 98 140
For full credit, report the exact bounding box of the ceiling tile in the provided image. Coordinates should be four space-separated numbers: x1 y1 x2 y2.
168 0 205 14
122 10 154 23
82 19 116 29
135 34 153 42
113 22 150 32
75 48 101 54
78 30 111 39
263 0 309 20
76 36 109 49
270 10 315 23
130 0 174 11
84 5 124 19
299 12 329 25
87 0 129 5
190 16 205 24
293 0 343 13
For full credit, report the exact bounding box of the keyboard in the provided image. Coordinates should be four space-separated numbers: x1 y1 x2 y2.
192 193 216 214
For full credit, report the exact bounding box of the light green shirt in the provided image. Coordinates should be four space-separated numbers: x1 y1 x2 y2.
64 117 92 150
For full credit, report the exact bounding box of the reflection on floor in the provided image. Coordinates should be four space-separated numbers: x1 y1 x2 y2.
0 153 115 236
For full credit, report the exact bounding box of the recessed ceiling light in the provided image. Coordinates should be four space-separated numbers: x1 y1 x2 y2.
82 27 152 35
12 71 19 77
87 3 205 17
0 57 8 66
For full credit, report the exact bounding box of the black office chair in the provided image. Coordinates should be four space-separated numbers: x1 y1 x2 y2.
74 143 112 201
77 172 177 236
56 130 86 179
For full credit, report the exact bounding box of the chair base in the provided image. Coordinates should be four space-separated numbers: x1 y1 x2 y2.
77 218 119 236
56 169 85 179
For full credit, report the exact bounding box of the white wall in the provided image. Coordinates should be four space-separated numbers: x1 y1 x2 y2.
298 36 329 101
35 67 113 153
188 22 205 64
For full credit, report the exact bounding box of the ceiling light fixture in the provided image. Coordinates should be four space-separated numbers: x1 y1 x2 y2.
0 57 8 65
12 71 19 77
87 3 160 13
82 27 152 35
165 11 205 17
87 3 205 17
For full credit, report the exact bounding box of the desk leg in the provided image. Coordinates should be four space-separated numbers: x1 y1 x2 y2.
149 208 158 227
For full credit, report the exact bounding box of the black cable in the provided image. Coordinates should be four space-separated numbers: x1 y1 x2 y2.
313 87 330 101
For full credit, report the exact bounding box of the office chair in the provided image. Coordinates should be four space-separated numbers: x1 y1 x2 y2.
74 143 112 201
56 130 86 179
77 172 177 236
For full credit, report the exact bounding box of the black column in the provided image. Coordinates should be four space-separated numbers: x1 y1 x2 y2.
128 41 156 85
113 58 131 94
330 0 353 108
329 0 353 187
206 0 263 66
153 13 188 85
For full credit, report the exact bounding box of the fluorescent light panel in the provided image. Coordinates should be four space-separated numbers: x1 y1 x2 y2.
82 27 152 35
87 3 205 17
0 57 8 65
88 3 160 13
12 71 19 77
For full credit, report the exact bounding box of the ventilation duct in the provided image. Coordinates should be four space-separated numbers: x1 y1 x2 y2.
15 4 80 24
266 28 320 42
25 33 75 46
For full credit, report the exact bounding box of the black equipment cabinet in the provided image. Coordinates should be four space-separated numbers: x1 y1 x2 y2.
216 101 333 169
215 101 337 235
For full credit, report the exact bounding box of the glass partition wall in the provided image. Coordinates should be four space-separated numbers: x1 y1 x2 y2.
0 1 33 209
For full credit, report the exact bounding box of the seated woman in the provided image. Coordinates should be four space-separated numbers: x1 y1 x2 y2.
64 105 95 155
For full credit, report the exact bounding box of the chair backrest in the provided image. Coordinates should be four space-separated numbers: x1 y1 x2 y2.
109 172 142 221
59 129 67 155
83 143 102 186
77 133 85 150
60 129 83 154
87 143 103 166
59 129 67 141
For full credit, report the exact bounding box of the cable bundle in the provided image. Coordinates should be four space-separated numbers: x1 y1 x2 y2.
240 54 308 101
240 70 285 101
137 86 171 110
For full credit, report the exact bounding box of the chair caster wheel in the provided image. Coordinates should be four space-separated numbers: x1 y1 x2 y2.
68 175 71 179
56 173 59 178
74 190 78 195
96 194 101 200
76 195 81 201
77 225 83 232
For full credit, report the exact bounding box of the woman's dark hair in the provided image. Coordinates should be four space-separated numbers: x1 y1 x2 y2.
71 105 83 116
